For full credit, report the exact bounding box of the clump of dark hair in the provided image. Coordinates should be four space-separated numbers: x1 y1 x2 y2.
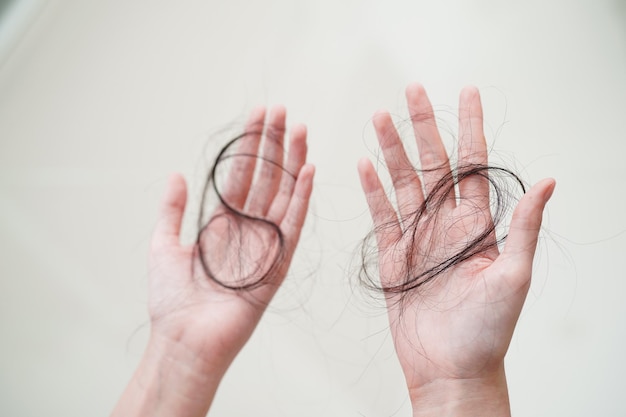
359 162 526 296
195 130 294 290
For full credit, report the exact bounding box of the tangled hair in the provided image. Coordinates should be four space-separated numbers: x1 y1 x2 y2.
359 162 526 296
195 129 293 290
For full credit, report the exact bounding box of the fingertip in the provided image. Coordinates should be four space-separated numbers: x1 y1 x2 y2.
527 178 557 207
357 157 373 173
290 123 307 140
170 171 185 183
460 85 480 101
299 163 315 180
269 104 287 120
541 178 557 201
260 105 287 145
247 106 267 129
459 86 483 117
160 174 187 230
294 163 315 190
267 105 287 138
250 105 266 118
501 177 555 262
405 83 434 118
164 173 187 206
154 173 187 245
373 109 389 119
282 164 315 236
289 168 314 209
357 158 378 192
405 82 426 98
372 110 392 128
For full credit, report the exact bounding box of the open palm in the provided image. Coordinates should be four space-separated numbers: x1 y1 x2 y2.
148 106 314 375
358 84 555 394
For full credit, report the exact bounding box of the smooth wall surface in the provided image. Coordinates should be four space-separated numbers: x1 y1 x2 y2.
1 0 625 415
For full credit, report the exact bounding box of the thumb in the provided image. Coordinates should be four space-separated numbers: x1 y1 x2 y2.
496 178 555 281
152 173 188 249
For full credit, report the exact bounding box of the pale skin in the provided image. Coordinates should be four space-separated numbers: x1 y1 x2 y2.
111 106 315 417
112 85 553 417
358 83 555 417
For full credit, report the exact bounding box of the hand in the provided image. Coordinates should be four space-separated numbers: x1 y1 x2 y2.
150 105 314 370
112 106 314 417
358 84 554 416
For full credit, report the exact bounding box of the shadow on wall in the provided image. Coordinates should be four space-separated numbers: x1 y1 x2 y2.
0 0 18 19
0 0 47 68
612 0 626 44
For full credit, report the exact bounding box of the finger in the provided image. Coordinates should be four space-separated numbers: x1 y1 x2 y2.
357 158 402 252
246 105 287 216
220 106 266 209
457 86 489 207
152 173 187 250
373 110 424 220
495 178 556 286
267 123 308 223
405 83 454 209
280 163 315 250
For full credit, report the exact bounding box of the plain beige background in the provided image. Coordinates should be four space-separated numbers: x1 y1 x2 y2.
1 0 625 415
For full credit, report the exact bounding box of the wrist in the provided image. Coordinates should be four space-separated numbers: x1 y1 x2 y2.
111 332 225 417
408 366 510 417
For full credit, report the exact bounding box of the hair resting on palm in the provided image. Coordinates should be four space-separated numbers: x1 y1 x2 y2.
148 105 314 373
357 84 555 404
195 109 302 290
